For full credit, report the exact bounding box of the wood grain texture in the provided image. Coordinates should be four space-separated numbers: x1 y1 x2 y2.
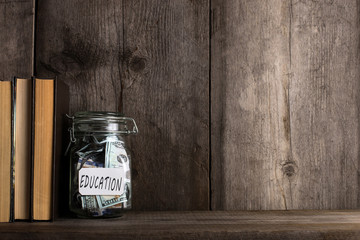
290 0 360 209
211 0 360 210
122 0 209 210
2 211 360 239
211 0 293 210
35 0 209 210
0 0 33 80
35 0 124 112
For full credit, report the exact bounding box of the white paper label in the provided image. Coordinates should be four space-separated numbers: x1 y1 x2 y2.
79 167 125 196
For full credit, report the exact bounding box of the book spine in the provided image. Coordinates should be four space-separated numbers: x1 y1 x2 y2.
51 77 57 222
30 77 35 222
9 77 16 222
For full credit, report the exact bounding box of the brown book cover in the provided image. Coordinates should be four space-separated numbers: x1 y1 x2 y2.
31 77 69 221
0 80 13 222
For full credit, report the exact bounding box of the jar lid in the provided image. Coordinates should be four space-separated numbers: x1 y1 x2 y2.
68 111 138 137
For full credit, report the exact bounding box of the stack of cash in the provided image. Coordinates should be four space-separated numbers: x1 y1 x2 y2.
73 136 131 217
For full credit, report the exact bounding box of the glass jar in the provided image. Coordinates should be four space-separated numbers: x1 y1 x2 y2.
68 112 138 218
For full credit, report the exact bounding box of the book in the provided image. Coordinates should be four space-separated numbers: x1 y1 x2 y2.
13 78 32 220
31 77 69 221
32 78 55 221
52 79 70 219
0 77 68 222
0 81 13 222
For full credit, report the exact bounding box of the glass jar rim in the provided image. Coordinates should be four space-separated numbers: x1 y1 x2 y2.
69 111 138 136
74 111 125 121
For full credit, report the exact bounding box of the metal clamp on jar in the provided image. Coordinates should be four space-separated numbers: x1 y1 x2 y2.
67 112 138 218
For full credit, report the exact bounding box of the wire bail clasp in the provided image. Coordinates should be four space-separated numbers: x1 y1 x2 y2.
65 114 76 155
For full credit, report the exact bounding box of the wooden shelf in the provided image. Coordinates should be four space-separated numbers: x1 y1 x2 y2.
1 210 360 239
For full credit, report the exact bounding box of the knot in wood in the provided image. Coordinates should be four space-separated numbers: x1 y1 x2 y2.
130 56 146 72
282 162 297 178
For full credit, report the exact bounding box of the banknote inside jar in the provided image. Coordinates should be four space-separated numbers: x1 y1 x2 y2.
71 135 131 217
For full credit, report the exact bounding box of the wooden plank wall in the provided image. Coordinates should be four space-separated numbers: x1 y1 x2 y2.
0 0 34 80
121 1 209 210
35 0 209 210
211 0 360 210
2 0 360 211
